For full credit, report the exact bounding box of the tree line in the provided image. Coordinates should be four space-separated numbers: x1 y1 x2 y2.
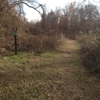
0 0 100 37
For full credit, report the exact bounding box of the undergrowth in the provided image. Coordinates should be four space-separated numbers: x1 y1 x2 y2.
77 30 100 75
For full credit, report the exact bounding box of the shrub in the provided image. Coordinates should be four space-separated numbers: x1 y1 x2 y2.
18 35 61 54
0 29 62 55
77 31 100 75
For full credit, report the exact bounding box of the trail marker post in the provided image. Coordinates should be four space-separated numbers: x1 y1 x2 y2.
13 28 17 54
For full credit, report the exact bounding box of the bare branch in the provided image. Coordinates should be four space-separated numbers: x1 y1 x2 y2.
10 1 45 16
0 1 8 12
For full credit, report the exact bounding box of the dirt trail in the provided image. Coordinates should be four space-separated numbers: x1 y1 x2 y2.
57 39 84 100
42 38 100 100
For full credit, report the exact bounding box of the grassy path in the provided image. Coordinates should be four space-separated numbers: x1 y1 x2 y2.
0 38 100 100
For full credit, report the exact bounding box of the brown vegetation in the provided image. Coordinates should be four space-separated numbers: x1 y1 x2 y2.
77 31 100 76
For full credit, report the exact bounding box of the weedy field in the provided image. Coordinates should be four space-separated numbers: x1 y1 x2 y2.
0 38 100 100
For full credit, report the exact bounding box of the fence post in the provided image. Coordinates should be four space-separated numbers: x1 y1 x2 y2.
13 28 17 54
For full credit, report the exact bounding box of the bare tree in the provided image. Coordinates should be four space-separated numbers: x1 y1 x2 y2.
59 1 100 37
0 0 46 21
0 0 46 37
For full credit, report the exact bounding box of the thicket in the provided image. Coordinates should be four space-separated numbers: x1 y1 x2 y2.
77 29 100 75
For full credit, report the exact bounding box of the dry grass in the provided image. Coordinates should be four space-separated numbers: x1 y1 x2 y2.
0 38 100 100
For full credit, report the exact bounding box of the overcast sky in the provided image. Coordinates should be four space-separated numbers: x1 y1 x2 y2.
24 0 99 21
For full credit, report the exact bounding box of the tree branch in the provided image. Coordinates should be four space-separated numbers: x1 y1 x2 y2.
10 1 44 16
0 2 8 12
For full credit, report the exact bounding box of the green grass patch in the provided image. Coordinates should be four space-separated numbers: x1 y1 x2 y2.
26 87 42 98
0 52 27 66
33 72 46 82
10 52 27 62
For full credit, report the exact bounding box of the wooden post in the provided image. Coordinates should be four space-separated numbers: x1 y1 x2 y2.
13 28 17 54
14 35 17 54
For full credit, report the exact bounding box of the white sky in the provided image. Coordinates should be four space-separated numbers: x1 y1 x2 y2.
24 0 99 21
